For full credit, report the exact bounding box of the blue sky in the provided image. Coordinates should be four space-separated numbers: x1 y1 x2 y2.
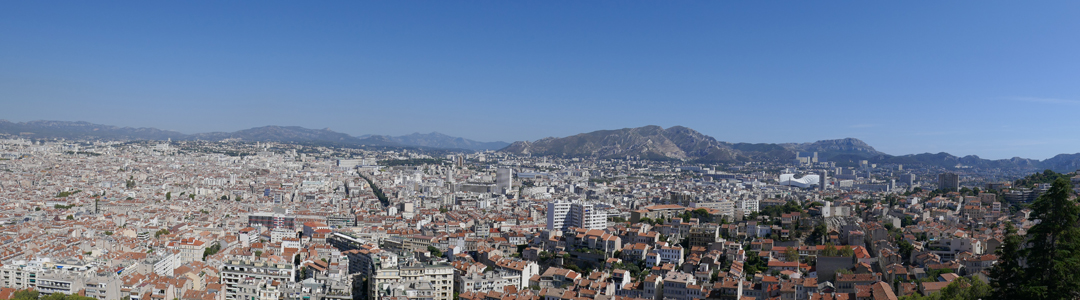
2 2 1079 160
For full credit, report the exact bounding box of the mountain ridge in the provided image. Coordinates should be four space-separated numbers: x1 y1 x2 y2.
2 120 1077 172
0 120 508 151
499 125 1080 172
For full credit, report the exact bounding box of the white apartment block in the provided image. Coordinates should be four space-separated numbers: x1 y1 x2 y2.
0 258 120 299
547 200 606 231
645 243 685 268
153 251 181 276
547 201 571 231
176 238 207 263
371 261 454 300
220 260 296 300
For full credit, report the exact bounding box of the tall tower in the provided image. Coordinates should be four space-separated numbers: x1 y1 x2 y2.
819 170 827 190
547 200 571 231
496 167 513 193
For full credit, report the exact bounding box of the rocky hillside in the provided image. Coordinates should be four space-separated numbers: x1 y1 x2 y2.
500 125 1080 171
501 125 743 162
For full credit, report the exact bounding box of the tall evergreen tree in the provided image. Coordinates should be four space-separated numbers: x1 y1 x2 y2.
989 222 1025 300
1021 178 1080 299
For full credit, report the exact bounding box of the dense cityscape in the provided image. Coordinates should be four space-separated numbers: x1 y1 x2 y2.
0 136 1075 300
5 2 1080 300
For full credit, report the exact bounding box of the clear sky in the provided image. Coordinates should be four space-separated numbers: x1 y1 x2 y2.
2 2 1079 160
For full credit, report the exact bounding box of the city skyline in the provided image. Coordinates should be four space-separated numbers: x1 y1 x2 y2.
3 2 1080 160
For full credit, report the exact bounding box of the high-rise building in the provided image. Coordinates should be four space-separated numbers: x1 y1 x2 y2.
819 170 828 190
570 202 606 230
900 174 915 187
547 200 606 231
938 173 959 191
546 201 571 231
496 167 513 193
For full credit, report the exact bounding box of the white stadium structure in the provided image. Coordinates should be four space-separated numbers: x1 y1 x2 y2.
779 174 820 188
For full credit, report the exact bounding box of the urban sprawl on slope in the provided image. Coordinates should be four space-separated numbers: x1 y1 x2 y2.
0 138 1076 300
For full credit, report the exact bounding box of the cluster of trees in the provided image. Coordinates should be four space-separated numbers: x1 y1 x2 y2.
427 246 443 258
899 277 989 300
358 174 390 207
678 208 724 223
742 251 768 279
1014 169 1074 188
784 247 799 262
806 223 829 245
903 187 924 196
537 251 555 263
957 187 982 196
54 189 81 198
203 243 222 260
989 178 1080 300
768 200 803 216
611 260 649 281
154 229 170 238
635 217 664 226
819 243 855 257
8 291 96 300
897 240 915 261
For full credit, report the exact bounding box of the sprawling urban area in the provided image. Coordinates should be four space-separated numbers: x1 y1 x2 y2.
0 138 1076 300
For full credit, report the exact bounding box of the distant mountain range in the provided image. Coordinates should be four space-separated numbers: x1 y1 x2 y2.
0 120 509 151
500 125 1080 172
3 120 1078 172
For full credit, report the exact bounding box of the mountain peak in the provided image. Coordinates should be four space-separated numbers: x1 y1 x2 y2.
500 125 737 162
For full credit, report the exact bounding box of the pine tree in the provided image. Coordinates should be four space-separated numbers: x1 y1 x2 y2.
989 222 1025 300
1021 178 1080 299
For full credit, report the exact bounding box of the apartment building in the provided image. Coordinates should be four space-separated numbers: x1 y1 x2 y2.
220 260 296 300
370 261 454 300
177 238 207 263
547 200 606 231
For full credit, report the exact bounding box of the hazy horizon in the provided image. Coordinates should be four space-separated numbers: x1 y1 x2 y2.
3 2 1079 160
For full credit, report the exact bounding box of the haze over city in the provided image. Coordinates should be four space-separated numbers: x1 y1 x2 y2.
3 2 1080 160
